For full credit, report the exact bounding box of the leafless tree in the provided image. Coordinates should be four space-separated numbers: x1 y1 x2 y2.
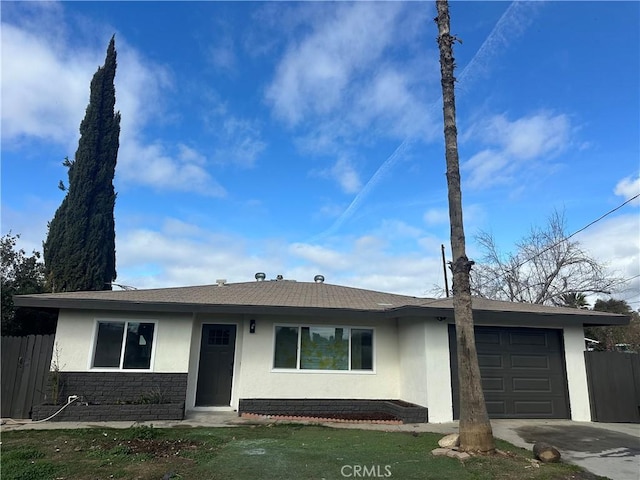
435 0 495 453
472 211 622 305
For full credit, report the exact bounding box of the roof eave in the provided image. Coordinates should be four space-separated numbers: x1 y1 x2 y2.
14 296 629 326
13 296 389 319
390 305 629 326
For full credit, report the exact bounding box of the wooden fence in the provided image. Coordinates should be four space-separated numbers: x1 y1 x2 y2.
585 351 640 423
1 335 55 419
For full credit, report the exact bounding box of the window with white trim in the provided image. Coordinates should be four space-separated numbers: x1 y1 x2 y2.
93 321 155 369
273 326 373 371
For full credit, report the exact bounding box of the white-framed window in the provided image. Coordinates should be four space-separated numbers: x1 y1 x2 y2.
273 325 374 371
92 320 156 370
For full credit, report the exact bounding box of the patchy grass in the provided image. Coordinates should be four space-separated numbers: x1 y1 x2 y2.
1 424 600 480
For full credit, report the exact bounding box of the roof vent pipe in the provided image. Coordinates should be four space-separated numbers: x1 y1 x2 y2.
255 272 266 282
276 274 284 281
314 275 325 283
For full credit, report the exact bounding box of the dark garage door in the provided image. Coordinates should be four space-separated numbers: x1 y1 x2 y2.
449 326 570 419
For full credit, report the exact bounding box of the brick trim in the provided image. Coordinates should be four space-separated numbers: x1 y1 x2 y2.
238 399 428 423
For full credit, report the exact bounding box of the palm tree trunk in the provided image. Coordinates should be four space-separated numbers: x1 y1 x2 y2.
435 0 495 453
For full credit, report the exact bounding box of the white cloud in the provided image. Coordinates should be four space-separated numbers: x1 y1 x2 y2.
1 23 94 149
116 224 262 288
213 118 266 168
289 243 351 271
310 155 363 195
353 66 436 140
177 144 207 166
464 149 510 188
288 234 444 297
376 220 422 239
261 2 439 198
265 2 406 126
424 208 449 226
576 214 640 306
209 41 236 72
264 3 435 148
111 216 448 298
118 140 226 197
463 112 572 189
197 88 266 169
329 157 362 194
1 10 224 196
615 174 640 205
499 113 571 159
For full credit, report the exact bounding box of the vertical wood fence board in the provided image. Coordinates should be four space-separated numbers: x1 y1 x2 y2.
585 351 640 423
14 335 36 418
29 335 53 413
35 336 55 406
1 335 55 419
633 355 640 419
1 336 19 417
4 336 28 417
23 335 42 418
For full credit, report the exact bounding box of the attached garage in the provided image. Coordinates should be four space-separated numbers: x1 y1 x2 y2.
449 325 570 419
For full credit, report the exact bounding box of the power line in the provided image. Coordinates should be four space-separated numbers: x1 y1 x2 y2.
562 193 639 243
515 193 639 269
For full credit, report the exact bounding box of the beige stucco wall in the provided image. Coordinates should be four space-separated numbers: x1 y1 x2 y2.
54 307 594 422
398 318 453 423
563 325 591 421
424 321 453 422
53 309 193 373
186 314 401 411
398 318 427 406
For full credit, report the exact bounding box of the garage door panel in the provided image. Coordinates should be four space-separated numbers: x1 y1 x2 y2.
476 332 501 345
478 353 503 368
510 354 549 369
482 377 505 392
513 400 554 416
512 377 551 392
509 332 549 347
486 401 507 416
450 326 570 419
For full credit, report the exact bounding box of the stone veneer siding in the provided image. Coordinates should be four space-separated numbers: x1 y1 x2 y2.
31 372 188 422
32 403 185 422
53 372 188 405
238 399 428 424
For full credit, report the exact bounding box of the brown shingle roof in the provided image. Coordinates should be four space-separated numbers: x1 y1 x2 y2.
13 280 627 325
15 280 424 310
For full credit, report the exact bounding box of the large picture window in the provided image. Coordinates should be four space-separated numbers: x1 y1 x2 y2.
273 326 373 371
93 321 155 369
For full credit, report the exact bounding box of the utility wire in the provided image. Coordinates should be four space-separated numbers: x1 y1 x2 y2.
514 193 639 269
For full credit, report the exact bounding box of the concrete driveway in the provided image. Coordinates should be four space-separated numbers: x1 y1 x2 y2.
490 420 640 480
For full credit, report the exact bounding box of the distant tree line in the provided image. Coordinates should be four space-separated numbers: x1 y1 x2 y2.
1 233 56 336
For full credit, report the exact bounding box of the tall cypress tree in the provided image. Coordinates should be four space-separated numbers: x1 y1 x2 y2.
44 36 120 292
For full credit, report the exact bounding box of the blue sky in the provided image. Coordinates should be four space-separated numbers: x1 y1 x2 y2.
2 1 639 306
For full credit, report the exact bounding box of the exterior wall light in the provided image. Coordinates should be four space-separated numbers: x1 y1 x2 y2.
250 319 256 334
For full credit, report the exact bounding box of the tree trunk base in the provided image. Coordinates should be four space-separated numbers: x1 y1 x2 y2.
459 423 495 453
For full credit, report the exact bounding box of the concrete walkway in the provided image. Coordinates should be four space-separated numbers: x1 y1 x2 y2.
3 413 639 480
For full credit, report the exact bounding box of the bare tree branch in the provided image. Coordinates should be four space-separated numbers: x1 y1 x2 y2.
471 210 624 305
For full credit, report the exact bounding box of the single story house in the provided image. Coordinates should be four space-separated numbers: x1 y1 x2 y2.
14 275 628 423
